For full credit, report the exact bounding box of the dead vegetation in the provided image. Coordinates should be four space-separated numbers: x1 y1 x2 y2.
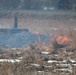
0 29 76 75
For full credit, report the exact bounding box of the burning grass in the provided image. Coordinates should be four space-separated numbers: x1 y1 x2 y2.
34 33 69 51
0 29 76 75
0 10 76 75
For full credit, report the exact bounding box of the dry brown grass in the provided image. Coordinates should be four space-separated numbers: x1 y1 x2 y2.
66 28 76 51
0 28 76 75
0 60 75 75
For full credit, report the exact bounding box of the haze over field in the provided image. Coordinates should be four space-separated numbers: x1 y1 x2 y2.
0 16 76 34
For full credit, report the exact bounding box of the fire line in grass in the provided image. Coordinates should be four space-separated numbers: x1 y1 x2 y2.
34 31 69 50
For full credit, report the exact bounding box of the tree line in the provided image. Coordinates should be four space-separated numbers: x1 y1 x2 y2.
0 0 75 10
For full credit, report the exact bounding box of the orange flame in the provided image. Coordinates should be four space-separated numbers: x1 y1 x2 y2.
41 42 50 51
57 35 69 44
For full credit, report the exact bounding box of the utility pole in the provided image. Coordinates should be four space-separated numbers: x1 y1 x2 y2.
14 12 18 29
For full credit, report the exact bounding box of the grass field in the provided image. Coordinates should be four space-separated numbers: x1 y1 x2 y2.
0 10 76 75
